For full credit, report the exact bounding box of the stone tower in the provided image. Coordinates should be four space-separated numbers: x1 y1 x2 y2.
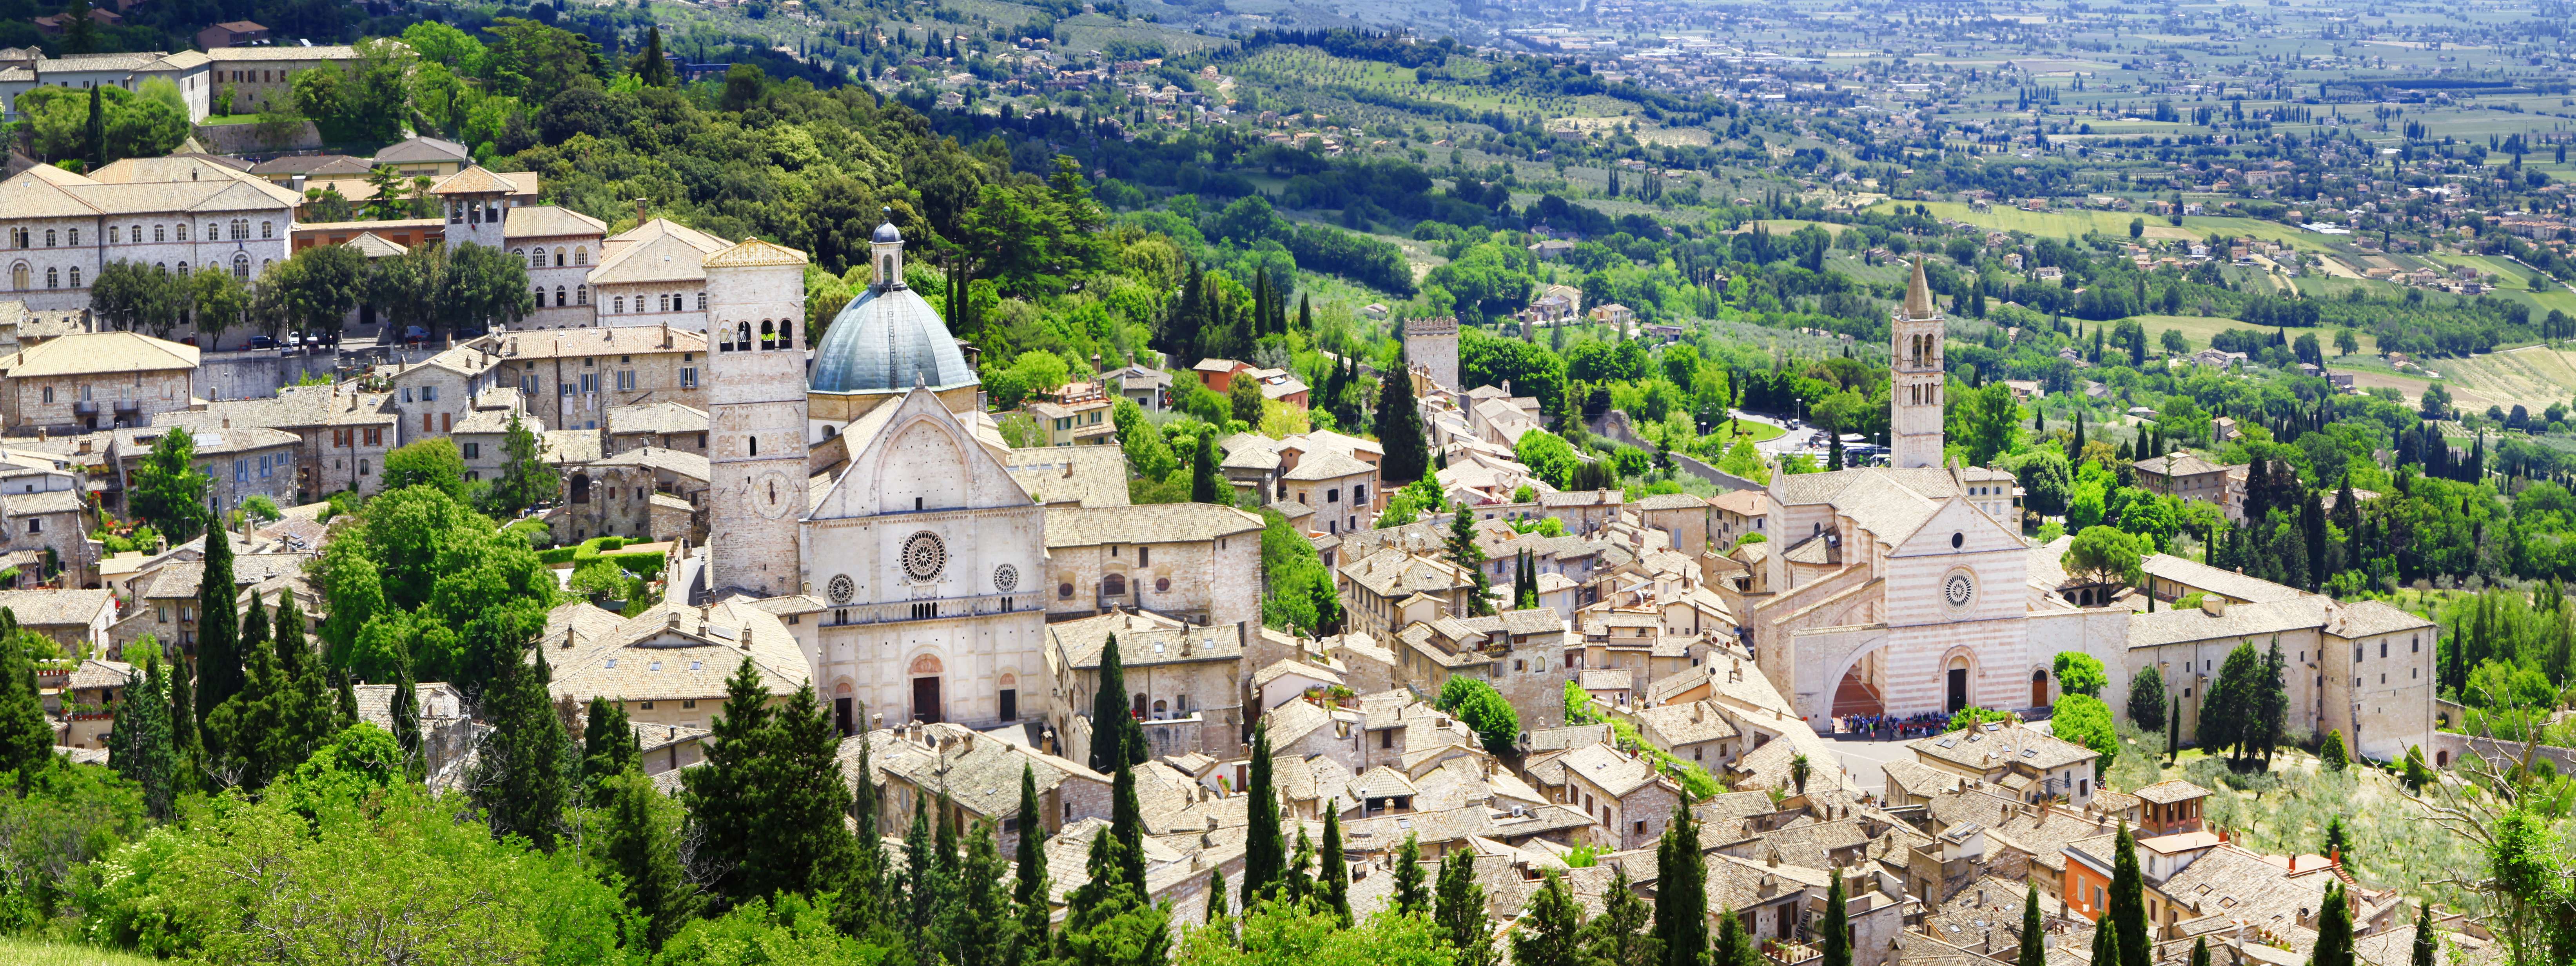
702 238 812 598
1402 315 1460 391
1889 259 1946 470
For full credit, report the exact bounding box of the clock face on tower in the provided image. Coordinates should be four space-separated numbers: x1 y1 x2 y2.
754 470 795 519
1943 571 1977 612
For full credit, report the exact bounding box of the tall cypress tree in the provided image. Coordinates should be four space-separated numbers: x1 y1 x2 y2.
1714 901 1756 966
1589 866 1657 966
1377 344 1429 483
902 795 938 936
1515 870 1587 966
1089 634 1141 773
196 527 241 727
1190 432 1221 504
953 822 1008 966
2017 884 2046 966
391 656 422 778
167 645 199 781
597 768 698 950
1436 850 1497 966
686 656 774 906
1821 872 1849 966
2110 823 2150 966
1007 763 1051 966
474 646 567 850
2408 903 2434 966
2311 881 2355 966
1654 802 1707 966
1391 830 1428 916
1241 721 1283 908
1320 802 1350 924
2091 908 2120 966
582 695 639 799
1109 758 1147 891
2192 937 2211 966
750 683 857 899
83 85 103 168
113 656 176 819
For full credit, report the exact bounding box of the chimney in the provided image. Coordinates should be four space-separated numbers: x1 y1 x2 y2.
661 321 671 349
635 198 650 225
1693 702 1705 724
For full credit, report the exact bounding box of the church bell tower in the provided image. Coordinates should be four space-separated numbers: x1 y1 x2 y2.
703 238 812 598
1890 259 1947 470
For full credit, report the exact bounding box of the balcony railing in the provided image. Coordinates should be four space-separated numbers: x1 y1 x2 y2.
822 591 1046 628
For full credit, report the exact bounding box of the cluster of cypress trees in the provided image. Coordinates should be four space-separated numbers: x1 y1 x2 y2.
2199 638 2292 769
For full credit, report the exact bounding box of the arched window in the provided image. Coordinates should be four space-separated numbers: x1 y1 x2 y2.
67 267 79 287
175 262 187 276
7 263 23 291
44 267 57 289
175 223 188 242
152 224 165 243
131 224 142 242
573 247 587 266
760 320 774 350
261 222 273 239
1103 573 1127 596
554 285 566 307
108 226 118 243
532 285 544 307
42 229 55 247
575 284 588 306
657 294 670 312
231 253 249 280
553 247 566 267
513 247 527 264
570 474 591 503
695 292 706 311
614 296 626 313
229 219 248 240
737 322 751 349
881 254 893 281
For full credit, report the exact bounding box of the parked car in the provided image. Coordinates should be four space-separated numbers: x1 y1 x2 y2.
400 326 430 345
246 335 279 350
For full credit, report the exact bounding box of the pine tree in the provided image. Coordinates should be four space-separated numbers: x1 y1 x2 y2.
196 527 241 730
2409 903 2435 966
474 645 567 849
2110 822 2150 966
1586 866 1658 966
1320 802 1350 924
1654 802 1707 966
1821 872 1850 966
1377 347 1429 484
271 592 336 770
1090 633 1142 773
638 26 677 87
1205 869 1228 924
2256 638 2290 767
1242 721 1283 908
2017 884 2046 966
953 822 1009 966
1436 849 1497 966
597 767 698 950
1515 870 1589 966
686 655 775 906
2192 937 2211 966
1391 830 1428 916
582 695 640 798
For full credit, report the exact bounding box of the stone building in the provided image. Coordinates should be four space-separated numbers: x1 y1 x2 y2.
1336 548 1478 642
543 596 809 733
105 424 300 519
551 446 705 545
1391 608 1568 732
506 206 610 330
1039 502 1264 627
1046 609 1244 763
0 157 297 314
410 325 709 435
588 218 731 334
0 331 199 433
157 385 401 501
1401 315 1460 391
844 721 1114 857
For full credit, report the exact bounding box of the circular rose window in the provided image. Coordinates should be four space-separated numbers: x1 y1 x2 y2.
994 564 1020 592
1155 577 1171 593
826 574 855 604
902 531 947 581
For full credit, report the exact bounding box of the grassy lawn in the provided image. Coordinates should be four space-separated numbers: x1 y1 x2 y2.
1708 418 1786 445
198 113 266 126
0 937 158 966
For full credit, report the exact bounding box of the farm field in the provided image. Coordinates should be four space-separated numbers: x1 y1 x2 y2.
2114 314 2381 358
2400 344 2576 413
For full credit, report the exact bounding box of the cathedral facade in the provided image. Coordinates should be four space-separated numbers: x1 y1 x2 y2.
697 220 1050 733
1738 261 2057 729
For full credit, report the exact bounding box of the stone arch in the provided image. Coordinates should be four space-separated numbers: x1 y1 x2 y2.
909 653 944 676
570 472 591 504
1942 646 1981 714
1103 573 1127 596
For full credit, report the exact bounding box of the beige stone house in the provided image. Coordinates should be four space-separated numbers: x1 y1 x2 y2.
0 331 198 433
155 385 401 501
1045 609 1244 763
1039 503 1264 628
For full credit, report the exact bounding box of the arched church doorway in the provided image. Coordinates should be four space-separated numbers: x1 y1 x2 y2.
909 654 944 723
1947 656 1972 713
2031 670 2050 709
